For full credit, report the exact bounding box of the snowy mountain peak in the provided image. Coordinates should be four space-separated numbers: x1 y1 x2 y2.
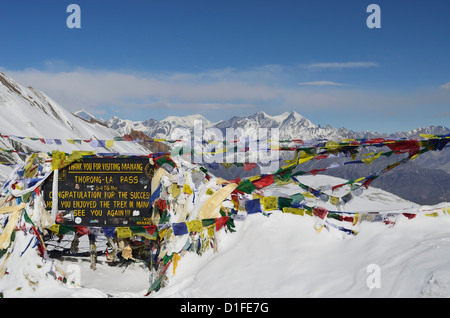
0 72 77 136
161 114 214 127
0 72 147 164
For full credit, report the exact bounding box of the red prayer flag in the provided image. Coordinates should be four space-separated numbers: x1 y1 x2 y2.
144 225 157 235
386 140 419 154
313 207 328 219
402 213 416 220
366 138 387 145
215 216 229 231
332 183 345 191
361 178 374 189
314 154 329 160
253 174 274 189
155 199 167 212
75 226 90 236
341 216 354 223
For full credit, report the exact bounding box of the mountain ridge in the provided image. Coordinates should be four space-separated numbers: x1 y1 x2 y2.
101 108 450 205
103 109 450 142
0 72 157 177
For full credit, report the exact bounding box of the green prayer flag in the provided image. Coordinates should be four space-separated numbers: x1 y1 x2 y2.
130 226 146 234
159 211 170 224
298 183 310 191
277 197 293 209
201 218 216 227
236 179 256 194
59 225 74 235
327 213 341 221
290 193 305 203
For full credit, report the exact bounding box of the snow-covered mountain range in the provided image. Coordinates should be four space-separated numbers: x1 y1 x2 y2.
103 109 450 143
101 108 450 206
106 110 349 140
96 107 450 206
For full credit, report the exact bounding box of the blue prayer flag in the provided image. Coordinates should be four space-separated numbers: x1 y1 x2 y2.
245 199 262 214
173 222 188 236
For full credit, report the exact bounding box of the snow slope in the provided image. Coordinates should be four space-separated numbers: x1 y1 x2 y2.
0 72 146 157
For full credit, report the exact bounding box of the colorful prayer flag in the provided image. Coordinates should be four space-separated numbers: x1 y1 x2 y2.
245 199 262 214
262 196 278 211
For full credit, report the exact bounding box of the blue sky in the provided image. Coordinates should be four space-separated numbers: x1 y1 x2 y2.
0 0 449 133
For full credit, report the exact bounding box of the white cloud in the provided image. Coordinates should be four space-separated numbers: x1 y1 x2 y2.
301 62 379 70
4 68 281 113
296 81 350 86
440 82 450 90
3 65 449 124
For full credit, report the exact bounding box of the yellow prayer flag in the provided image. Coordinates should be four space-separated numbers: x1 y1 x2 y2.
325 141 341 154
51 151 66 170
275 178 293 186
116 227 132 238
106 140 114 148
315 224 326 233
48 224 60 235
186 220 203 233
170 183 181 198
330 196 340 206
183 184 193 195
206 188 214 195
248 175 261 182
362 152 381 165
297 151 316 164
158 227 168 239
302 192 316 198
262 196 278 211
282 207 304 215
353 213 359 226
419 134 435 139
71 150 95 157
173 253 181 275
281 162 296 170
